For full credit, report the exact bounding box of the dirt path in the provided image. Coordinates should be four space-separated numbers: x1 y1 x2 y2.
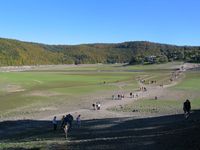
41 66 185 121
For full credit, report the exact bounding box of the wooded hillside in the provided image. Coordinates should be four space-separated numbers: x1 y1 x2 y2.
0 38 200 66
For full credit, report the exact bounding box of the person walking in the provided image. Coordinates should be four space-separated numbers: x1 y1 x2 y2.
63 123 69 139
60 115 65 129
52 116 57 131
130 92 132 98
92 103 96 110
67 114 74 131
76 114 81 128
183 99 191 119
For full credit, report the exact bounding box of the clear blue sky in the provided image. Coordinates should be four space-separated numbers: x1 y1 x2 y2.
0 0 200 45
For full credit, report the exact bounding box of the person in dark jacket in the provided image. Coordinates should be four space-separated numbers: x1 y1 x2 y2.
65 114 73 131
183 99 191 119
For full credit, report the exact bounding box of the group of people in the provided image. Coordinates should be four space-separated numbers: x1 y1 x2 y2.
52 113 81 139
170 70 182 82
112 94 125 100
92 102 101 110
111 92 140 101
60 114 74 131
139 79 146 84
130 92 139 98
149 80 157 84
117 94 124 100
140 86 147 92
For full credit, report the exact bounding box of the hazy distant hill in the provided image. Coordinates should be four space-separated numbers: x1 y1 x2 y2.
0 38 200 66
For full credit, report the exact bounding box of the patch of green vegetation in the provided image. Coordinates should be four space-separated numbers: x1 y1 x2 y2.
52 84 116 95
191 99 200 110
0 69 140 117
173 72 200 91
122 84 138 91
124 62 182 71
138 71 172 85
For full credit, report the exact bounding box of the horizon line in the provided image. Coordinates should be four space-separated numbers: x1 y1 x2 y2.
0 36 199 47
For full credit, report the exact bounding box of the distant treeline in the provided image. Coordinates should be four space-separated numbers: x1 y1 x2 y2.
0 38 200 66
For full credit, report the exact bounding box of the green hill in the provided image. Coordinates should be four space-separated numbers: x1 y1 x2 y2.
0 38 200 66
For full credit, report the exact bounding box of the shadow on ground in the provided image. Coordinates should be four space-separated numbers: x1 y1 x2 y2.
1 110 200 150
